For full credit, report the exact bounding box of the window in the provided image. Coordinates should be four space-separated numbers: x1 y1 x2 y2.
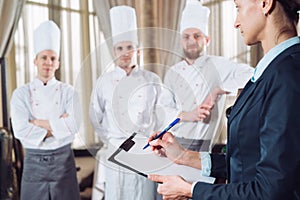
204 0 252 65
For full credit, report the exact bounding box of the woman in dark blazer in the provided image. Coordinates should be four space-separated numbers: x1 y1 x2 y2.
148 0 300 199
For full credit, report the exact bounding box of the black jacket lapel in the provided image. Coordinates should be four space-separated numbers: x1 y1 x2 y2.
228 80 258 123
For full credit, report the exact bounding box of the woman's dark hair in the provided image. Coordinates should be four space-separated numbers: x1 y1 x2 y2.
277 0 300 24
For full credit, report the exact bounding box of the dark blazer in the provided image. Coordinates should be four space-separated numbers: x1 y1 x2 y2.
193 41 300 200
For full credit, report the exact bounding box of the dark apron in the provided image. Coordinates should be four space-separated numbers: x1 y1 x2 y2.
21 144 80 200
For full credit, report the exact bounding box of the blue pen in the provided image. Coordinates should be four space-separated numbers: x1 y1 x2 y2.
143 117 180 150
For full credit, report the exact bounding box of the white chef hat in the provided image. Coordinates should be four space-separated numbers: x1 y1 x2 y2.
180 0 210 35
33 20 61 56
110 6 138 46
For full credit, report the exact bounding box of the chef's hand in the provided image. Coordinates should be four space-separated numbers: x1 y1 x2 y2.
179 104 212 122
30 119 52 131
30 113 68 130
44 130 53 139
202 87 229 107
60 113 69 118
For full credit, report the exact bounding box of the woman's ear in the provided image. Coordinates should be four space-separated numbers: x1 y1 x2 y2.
261 0 275 16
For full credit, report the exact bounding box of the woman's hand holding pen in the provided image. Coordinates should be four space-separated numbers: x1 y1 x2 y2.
148 131 203 170
148 132 187 165
149 132 203 169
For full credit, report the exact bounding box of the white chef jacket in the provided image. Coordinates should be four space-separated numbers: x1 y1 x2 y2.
89 66 161 200
10 77 81 149
160 55 253 140
89 65 162 147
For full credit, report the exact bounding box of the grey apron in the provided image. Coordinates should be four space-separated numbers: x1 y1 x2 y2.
21 144 80 200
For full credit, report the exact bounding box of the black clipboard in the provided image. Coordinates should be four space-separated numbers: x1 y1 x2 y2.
108 132 148 178
108 133 215 183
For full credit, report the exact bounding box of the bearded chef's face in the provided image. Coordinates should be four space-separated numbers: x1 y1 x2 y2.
34 50 60 81
180 28 209 60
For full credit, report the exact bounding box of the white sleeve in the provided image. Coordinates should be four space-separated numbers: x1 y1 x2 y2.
49 87 82 139
10 88 47 146
200 152 212 176
213 57 254 95
151 75 165 131
191 152 212 195
89 81 108 143
157 70 181 128
228 62 254 90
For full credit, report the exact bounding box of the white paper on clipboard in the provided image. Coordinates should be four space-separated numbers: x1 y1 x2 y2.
108 133 215 183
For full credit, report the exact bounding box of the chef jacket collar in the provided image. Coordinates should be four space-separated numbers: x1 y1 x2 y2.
184 55 207 68
115 65 139 76
33 77 57 87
